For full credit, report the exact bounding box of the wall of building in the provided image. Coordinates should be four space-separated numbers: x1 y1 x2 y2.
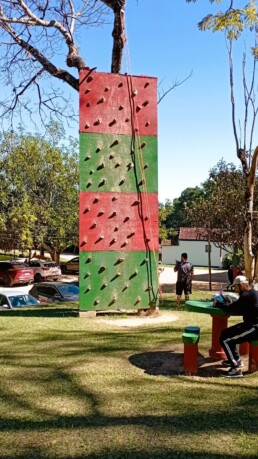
162 241 230 267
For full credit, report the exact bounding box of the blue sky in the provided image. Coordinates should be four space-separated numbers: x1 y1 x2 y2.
77 0 257 203
3 0 257 203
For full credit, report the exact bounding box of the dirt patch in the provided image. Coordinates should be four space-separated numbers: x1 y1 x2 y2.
100 313 179 328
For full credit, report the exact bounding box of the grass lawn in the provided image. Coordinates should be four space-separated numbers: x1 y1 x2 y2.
1 290 258 459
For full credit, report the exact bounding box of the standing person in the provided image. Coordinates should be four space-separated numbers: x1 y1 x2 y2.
226 265 234 290
219 275 258 378
174 253 194 308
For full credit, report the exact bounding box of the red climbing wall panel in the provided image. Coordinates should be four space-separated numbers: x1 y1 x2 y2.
79 191 159 252
80 71 157 136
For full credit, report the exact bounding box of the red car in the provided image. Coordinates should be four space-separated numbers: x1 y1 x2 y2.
0 261 34 287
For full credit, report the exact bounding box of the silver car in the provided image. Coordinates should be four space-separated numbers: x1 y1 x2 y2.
0 290 39 309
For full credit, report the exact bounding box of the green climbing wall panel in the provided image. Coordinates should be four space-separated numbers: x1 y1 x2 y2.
80 250 159 311
80 133 158 193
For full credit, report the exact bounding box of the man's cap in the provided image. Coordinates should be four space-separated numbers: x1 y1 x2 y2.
232 275 249 286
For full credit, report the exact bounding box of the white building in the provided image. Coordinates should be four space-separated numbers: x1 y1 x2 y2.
161 227 231 268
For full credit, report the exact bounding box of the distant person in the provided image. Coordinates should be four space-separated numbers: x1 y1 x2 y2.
226 265 234 290
174 253 194 308
219 275 258 378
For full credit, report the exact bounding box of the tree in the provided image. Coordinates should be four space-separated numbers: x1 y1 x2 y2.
158 200 175 241
0 124 79 261
0 0 126 124
188 0 258 282
186 160 246 247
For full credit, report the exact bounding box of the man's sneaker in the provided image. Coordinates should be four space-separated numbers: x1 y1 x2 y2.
220 367 243 378
222 359 244 368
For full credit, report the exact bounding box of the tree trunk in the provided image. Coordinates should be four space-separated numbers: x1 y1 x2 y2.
242 145 258 281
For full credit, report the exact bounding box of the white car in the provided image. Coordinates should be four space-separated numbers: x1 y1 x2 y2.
26 259 61 283
0 290 39 309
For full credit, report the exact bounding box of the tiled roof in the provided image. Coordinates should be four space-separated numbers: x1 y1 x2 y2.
179 227 208 241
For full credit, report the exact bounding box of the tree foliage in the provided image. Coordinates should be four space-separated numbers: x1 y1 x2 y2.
0 123 79 261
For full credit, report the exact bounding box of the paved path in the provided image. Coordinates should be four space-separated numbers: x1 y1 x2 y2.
159 266 228 292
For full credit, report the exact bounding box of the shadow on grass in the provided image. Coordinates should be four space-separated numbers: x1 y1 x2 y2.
129 350 247 378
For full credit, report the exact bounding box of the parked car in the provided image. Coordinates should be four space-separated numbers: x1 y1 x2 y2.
26 259 61 283
29 282 79 303
60 257 79 274
0 262 34 287
0 290 40 309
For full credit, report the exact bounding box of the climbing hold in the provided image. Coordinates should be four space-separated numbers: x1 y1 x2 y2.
84 155 91 161
119 178 125 186
119 105 124 110
123 216 130 222
109 211 117 218
144 82 149 88
118 82 124 87
87 76 93 82
83 207 90 214
86 182 92 188
115 163 121 168
90 222 97 229
89 169 94 175
136 105 142 112
104 86 110 92
110 139 119 147
96 147 101 153
97 211 105 217
132 89 138 96
86 256 92 263
140 142 146 149
85 88 91 94
143 100 150 106
98 178 106 187
94 119 101 126
97 97 105 104
85 123 90 129
109 154 115 159
97 163 105 170
84 272 90 278
80 240 87 247
109 119 117 127
85 287 91 293
127 232 135 238
112 196 118 201
132 200 140 206
145 121 150 127
93 197 99 203
98 266 106 274
117 257 125 263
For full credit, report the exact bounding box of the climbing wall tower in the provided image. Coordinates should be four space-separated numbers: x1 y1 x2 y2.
79 69 159 312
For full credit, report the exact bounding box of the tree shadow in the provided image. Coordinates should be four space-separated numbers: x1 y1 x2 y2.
129 350 241 378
